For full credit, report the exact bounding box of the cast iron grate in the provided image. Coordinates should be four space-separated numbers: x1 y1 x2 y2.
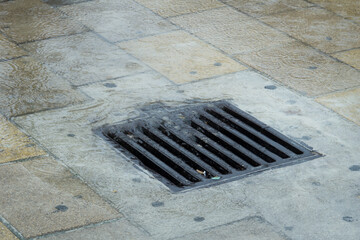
100 101 321 192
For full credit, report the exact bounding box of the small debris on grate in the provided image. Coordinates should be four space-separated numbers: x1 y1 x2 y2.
98 101 321 192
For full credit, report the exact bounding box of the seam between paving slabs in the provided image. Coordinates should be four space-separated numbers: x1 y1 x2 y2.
303 0 360 26
0 215 25 240
219 3 360 73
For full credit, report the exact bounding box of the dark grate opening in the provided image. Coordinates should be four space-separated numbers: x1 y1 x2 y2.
100 101 321 192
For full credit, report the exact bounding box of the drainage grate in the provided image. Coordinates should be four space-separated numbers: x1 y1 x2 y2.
100 101 321 192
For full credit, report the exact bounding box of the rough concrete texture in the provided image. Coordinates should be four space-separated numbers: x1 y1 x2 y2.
261 7 360 53
0 0 87 43
22 32 149 86
0 0 359 239
133 0 224 18
173 216 289 240
0 115 45 163
0 222 18 240
60 0 178 43
0 57 86 117
119 31 247 83
0 156 120 239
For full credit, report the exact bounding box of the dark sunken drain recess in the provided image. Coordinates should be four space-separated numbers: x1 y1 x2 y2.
100 101 321 192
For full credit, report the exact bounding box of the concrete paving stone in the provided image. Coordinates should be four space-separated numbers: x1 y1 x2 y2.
42 0 92 6
60 0 177 43
316 88 360 126
0 222 18 240
0 0 87 44
222 0 312 17
0 156 121 239
14 70 360 239
119 31 247 83
40 218 150 240
22 32 149 86
173 216 289 240
0 35 26 61
235 41 360 96
0 115 46 164
260 7 360 53
309 0 360 25
170 7 294 55
0 57 86 117
332 48 360 70
133 0 224 18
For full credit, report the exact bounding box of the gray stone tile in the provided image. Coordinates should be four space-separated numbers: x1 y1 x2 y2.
0 57 86 117
60 0 177 43
0 156 120 239
22 32 149 86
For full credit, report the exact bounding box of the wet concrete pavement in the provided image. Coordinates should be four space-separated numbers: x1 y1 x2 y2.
0 0 359 239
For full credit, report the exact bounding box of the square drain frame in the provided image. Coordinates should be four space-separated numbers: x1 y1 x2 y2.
99 101 321 192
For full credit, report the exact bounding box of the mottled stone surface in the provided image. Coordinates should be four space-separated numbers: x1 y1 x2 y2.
316 88 360 125
332 48 360 70
0 0 87 43
310 0 360 25
0 156 121 238
60 0 177 42
0 115 46 163
119 31 246 83
0 35 26 61
235 42 360 96
0 222 18 240
133 0 224 17
22 32 149 86
0 57 86 117
170 7 293 55
174 216 289 240
261 7 360 53
222 0 312 17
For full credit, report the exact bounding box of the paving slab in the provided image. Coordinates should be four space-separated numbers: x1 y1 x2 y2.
22 32 149 86
0 35 26 61
119 31 246 83
332 48 360 70
0 222 18 240
42 0 93 6
0 57 86 117
0 156 121 239
316 88 360 126
173 216 289 240
260 7 360 53
170 7 293 55
309 0 360 25
40 218 150 240
222 0 312 17
0 0 87 43
133 0 224 18
0 115 45 164
14 70 360 239
60 0 177 43
235 41 360 96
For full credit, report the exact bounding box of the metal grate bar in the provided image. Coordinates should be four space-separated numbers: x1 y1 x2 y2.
158 126 233 175
220 104 305 155
198 110 281 163
209 107 295 158
190 118 268 166
107 131 191 186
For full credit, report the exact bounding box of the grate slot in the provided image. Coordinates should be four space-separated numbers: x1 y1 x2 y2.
135 131 201 183
194 135 247 171
198 111 278 163
221 105 304 155
190 119 265 167
106 131 189 187
207 108 292 158
142 128 211 179
158 126 231 175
